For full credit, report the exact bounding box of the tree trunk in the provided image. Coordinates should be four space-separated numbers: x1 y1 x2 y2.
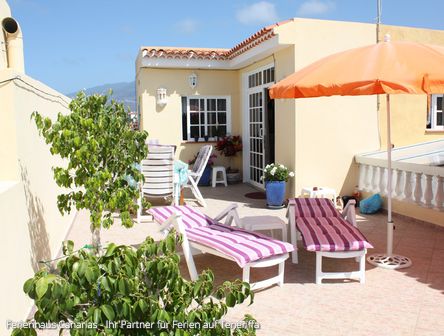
91 224 101 255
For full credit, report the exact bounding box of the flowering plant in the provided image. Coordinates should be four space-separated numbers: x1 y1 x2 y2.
188 153 217 167
215 135 242 157
262 163 294 182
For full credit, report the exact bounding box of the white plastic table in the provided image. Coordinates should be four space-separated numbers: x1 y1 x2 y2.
240 215 288 242
301 187 337 202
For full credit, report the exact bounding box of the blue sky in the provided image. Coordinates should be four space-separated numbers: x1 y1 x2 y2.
8 0 444 94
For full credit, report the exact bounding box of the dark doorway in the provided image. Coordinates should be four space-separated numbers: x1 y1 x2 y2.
264 90 275 165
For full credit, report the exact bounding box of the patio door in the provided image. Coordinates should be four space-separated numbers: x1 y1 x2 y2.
245 65 275 188
248 89 265 187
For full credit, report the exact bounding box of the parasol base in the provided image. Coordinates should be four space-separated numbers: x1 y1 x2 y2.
367 253 412 270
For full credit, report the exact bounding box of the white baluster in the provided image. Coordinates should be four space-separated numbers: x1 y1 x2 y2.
423 174 434 208
365 165 372 192
372 166 379 192
404 171 414 203
358 164 366 191
435 176 444 210
414 172 423 205
394 169 404 199
379 167 387 195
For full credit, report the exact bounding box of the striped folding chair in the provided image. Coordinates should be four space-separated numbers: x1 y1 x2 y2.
137 145 175 223
149 204 294 290
287 198 373 284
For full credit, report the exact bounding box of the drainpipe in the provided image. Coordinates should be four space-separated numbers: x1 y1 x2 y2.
2 16 25 73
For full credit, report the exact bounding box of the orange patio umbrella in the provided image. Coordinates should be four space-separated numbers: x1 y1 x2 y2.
269 35 444 269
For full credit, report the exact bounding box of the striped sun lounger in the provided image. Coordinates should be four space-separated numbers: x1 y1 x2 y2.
149 204 294 290
287 198 373 284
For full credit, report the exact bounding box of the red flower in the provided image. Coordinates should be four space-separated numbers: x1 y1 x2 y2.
215 135 242 157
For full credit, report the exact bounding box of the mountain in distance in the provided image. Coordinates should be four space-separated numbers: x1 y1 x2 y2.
67 81 136 111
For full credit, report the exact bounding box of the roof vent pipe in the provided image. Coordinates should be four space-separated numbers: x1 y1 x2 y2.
2 17 24 73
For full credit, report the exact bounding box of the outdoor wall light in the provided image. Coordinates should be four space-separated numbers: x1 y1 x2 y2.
188 72 198 89
156 87 167 106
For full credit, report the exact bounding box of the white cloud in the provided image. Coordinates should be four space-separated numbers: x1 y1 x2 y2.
175 19 198 34
297 0 335 17
236 1 279 25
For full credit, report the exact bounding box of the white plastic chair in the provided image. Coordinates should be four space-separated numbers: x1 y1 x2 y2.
137 145 175 223
183 145 212 207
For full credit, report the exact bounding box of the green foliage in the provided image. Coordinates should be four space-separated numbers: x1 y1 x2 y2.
32 91 148 234
262 163 295 182
13 233 257 335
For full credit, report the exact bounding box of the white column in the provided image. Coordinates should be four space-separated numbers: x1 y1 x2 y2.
414 172 423 205
365 165 372 192
394 169 404 199
435 176 444 210
372 166 380 192
359 164 367 191
423 174 434 208
404 171 414 203
379 167 387 195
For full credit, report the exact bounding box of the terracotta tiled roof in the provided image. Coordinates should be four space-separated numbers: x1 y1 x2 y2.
141 19 293 61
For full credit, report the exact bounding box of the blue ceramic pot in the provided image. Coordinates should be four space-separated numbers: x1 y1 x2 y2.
265 181 286 206
198 166 212 186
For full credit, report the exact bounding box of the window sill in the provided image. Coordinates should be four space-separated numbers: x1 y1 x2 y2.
425 129 444 134
181 140 219 144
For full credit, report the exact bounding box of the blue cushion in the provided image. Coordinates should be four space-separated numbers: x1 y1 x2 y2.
359 194 382 214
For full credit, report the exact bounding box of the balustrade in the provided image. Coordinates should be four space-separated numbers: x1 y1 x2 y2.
355 156 444 211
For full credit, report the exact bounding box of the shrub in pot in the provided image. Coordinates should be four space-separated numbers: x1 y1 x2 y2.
262 163 294 208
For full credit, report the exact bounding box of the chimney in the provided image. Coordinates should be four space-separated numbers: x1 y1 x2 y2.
2 16 25 72
0 0 11 70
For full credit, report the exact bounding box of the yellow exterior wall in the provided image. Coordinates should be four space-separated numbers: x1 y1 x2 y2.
272 47 297 196
136 68 241 169
273 19 380 196
378 25 444 149
0 71 76 335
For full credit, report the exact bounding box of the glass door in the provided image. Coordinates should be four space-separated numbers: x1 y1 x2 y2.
245 65 275 188
248 90 264 187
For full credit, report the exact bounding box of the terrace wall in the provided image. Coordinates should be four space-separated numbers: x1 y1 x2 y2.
0 70 76 335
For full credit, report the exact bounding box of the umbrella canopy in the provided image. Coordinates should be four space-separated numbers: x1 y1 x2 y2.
269 36 444 269
269 39 444 99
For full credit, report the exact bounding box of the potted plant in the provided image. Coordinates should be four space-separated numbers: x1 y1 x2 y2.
189 153 217 186
262 163 294 208
215 135 242 183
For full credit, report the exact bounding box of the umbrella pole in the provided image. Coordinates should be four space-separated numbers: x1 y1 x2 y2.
367 94 412 269
386 94 394 256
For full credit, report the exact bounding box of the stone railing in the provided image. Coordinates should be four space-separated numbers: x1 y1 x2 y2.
355 156 444 211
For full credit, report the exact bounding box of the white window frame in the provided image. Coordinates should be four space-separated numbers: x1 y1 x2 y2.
186 96 232 141
429 94 444 130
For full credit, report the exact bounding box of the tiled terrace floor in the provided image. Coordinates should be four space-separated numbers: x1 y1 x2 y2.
41 184 444 336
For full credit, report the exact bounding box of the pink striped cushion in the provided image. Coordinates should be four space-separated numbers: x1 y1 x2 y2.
186 224 294 267
149 205 215 229
149 206 294 267
296 217 373 252
289 198 339 218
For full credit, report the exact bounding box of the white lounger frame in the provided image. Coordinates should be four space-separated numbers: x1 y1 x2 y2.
287 200 367 284
158 203 289 290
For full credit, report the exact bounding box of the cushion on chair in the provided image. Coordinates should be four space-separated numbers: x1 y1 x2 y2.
149 205 294 267
149 205 215 229
289 198 339 218
186 224 294 267
296 216 373 252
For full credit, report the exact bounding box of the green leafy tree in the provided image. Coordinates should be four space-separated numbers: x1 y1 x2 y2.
32 92 148 250
12 233 257 336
